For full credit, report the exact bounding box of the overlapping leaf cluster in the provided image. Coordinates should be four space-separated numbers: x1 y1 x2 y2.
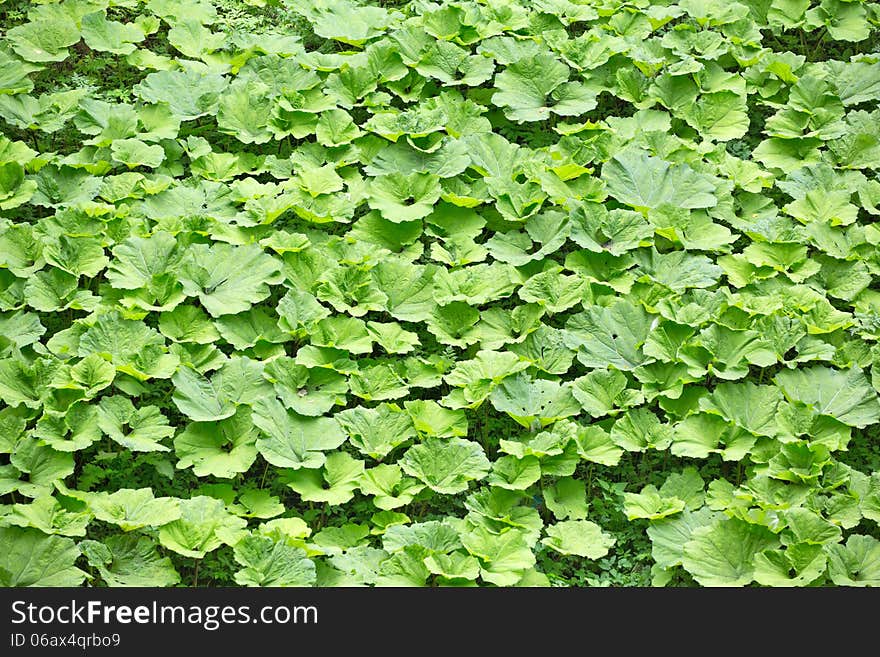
1 0 879 587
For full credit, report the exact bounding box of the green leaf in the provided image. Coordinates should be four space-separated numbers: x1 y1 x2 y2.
110 138 165 169
263 357 348 416
7 19 81 63
400 437 490 494
541 520 616 558
87 488 181 531
544 476 589 520
179 243 283 318
699 381 782 437
682 517 778 587
0 527 85 586
775 366 880 428
359 464 424 510
492 53 595 122
647 507 718 572
97 396 174 452
316 108 362 147
251 397 347 470
336 403 415 460
217 79 274 145
404 400 468 438
461 526 536 586
571 369 643 418
5 495 91 537
81 12 144 55
80 535 180 587
488 455 541 491
489 373 580 428
367 173 442 222
563 300 655 371
753 544 827 587
158 496 247 558
286 451 365 505
174 408 259 479
134 69 228 121
623 485 686 520
602 148 718 210
171 358 272 423
233 533 317 587
826 535 880 586
9 438 74 498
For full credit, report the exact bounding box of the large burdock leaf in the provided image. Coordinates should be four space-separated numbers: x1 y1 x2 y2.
32 402 101 453
172 366 235 422
359 464 425 510
110 138 165 169
460 526 536 586
7 18 81 63
382 521 461 554
178 243 283 318
80 12 144 55
399 437 490 494
158 496 248 558
134 69 228 121
78 312 178 381
492 53 595 123
671 413 757 461
571 369 643 418
774 366 880 428
488 455 541 490
97 396 174 452
623 486 686 520
698 381 782 437
563 300 655 371
336 403 415 460
263 358 348 417
633 248 722 292
602 148 718 210
85 488 181 531
367 172 442 222
80 535 180 587
405 400 468 438
647 507 719 572
0 161 37 209
233 533 317 587
426 301 481 347
251 397 347 470
541 520 616 558
518 267 588 313
217 79 274 145
0 527 85 586
5 495 91 537
682 517 778 586
172 358 271 422
543 477 589 520
444 350 530 405
753 544 827 587
826 535 880 586
43 235 108 277
297 0 393 46
174 408 259 479
0 357 59 409
285 451 365 505
106 232 182 291
316 266 389 317
10 439 74 499
489 373 580 428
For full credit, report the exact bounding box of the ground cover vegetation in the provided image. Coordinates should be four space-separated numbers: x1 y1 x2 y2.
0 0 879 588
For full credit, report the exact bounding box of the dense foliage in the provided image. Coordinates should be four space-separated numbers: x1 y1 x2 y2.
1 0 879 588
